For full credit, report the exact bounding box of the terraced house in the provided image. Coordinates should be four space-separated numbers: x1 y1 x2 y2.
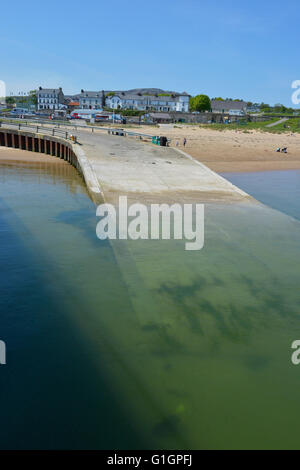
37 87 66 111
37 87 190 112
105 89 190 112
77 90 105 109
210 99 248 115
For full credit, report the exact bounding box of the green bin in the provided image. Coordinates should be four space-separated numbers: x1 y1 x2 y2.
152 136 160 145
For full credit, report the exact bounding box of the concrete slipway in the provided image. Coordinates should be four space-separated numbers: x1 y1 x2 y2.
73 130 249 204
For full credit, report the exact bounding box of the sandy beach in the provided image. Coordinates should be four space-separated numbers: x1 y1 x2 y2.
0 146 68 164
128 125 300 173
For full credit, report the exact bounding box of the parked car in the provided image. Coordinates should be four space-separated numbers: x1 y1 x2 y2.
10 108 36 117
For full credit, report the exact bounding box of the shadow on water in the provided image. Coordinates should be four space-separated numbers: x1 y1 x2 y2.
0 197 145 449
54 208 103 247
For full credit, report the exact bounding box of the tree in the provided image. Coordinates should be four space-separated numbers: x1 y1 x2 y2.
28 90 37 105
5 96 16 105
260 102 271 113
274 104 287 113
190 94 211 112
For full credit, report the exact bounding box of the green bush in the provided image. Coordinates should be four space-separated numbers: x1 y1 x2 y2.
190 94 211 112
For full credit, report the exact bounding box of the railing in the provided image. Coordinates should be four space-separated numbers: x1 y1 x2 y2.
0 119 76 141
0 118 173 148
0 116 175 146
0 116 155 140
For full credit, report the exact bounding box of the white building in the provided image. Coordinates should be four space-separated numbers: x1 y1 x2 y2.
77 90 104 109
37 87 66 111
105 90 190 112
64 88 190 113
211 99 247 115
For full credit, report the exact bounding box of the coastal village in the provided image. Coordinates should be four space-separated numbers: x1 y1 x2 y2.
2 86 299 132
2 86 262 124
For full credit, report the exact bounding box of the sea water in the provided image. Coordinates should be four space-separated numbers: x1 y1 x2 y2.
0 159 300 449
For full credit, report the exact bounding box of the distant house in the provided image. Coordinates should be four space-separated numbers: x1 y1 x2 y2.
78 90 104 109
37 87 66 111
211 99 247 115
106 93 123 109
67 101 80 112
247 103 261 113
147 112 172 123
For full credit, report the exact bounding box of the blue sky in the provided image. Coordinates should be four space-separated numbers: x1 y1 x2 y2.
1 0 299 105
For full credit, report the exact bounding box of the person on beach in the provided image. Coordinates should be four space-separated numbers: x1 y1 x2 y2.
276 147 281 152
281 147 287 153
183 137 187 147
176 140 179 147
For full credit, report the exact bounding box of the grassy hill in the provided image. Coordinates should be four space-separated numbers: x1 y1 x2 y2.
200 118 300 133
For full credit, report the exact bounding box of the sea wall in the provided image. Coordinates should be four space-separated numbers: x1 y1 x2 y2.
0 127 102 203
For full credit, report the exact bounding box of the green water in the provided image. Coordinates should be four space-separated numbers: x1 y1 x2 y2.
1 159 300 449
221 169 300 221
